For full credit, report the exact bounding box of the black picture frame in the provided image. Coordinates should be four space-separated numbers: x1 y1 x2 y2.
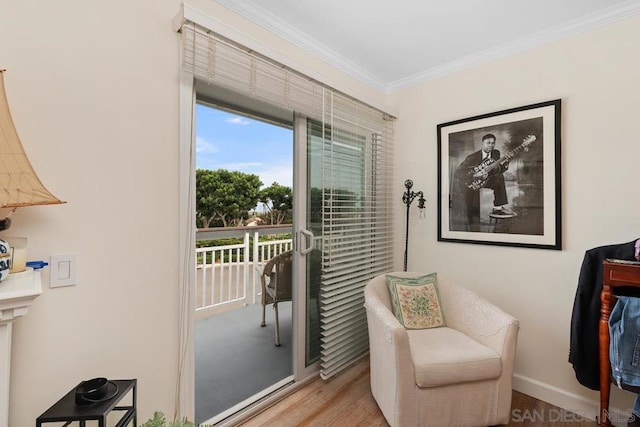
437 99 561 249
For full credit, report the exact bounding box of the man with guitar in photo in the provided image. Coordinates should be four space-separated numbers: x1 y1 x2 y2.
454 132 536 231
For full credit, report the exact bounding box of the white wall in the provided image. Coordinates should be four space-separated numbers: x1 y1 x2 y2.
0 0 183 425
390 14 640 419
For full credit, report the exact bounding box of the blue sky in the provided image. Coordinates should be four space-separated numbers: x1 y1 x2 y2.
195 104 293 188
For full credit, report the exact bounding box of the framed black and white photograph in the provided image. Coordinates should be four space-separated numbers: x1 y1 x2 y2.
437 99 561 249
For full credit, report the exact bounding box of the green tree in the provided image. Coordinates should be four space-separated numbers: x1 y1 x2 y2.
259 182 293 225
196 169 263 227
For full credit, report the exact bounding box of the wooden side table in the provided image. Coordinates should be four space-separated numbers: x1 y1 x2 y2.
598 261 640 426
36 379 136 427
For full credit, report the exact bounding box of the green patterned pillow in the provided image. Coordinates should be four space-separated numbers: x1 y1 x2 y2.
385 273 445 329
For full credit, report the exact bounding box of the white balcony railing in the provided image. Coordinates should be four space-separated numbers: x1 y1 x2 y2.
195 225 293 316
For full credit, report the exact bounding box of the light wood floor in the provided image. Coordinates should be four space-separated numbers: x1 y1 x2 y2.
239 357 598 427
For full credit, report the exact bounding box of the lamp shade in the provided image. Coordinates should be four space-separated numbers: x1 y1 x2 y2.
0 70 65 209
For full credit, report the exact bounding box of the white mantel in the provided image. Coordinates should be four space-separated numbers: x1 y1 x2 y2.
0 269 42 427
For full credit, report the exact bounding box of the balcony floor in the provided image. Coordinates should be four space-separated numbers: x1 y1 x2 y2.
195 301 293 424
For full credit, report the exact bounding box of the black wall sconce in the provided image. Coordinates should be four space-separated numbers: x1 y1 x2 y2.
402 179 425 271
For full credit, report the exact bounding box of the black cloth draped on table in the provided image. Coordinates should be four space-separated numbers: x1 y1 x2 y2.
569 240 639 390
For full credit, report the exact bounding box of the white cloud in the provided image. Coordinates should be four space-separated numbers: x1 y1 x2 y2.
225 116 251 125
195 136 219 154
257 165 293 188
220 162 262 170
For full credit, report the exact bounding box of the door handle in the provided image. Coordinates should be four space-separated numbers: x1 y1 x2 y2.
299 229 315 255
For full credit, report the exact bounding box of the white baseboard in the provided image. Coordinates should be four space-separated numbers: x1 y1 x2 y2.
512 373 631 426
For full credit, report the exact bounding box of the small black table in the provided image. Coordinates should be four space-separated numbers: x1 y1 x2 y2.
36 379 136 427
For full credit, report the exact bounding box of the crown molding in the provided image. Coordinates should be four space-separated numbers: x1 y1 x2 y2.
215 0 388 92
388 0 640 92
216 0 640 94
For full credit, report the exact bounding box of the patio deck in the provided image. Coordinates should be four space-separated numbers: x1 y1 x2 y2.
194 228 296 424
195 300 293 424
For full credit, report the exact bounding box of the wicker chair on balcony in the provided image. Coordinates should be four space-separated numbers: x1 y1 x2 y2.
260 250 293 346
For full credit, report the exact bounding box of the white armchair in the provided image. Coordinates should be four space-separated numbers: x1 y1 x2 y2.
364 272 519 427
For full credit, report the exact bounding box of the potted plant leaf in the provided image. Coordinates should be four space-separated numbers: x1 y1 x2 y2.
140 411 211 427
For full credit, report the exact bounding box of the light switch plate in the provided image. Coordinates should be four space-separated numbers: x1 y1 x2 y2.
50 254 77 287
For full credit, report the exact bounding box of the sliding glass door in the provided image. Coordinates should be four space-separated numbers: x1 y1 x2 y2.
295 113 388 379
293 115 321 377
180 21 394 420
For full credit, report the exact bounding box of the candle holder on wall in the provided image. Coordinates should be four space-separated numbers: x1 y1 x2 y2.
402 179 425 272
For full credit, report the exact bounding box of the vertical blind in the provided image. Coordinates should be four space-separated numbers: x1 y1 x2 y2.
180 21 394 379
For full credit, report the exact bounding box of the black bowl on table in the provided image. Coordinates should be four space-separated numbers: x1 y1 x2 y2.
75 377 109 405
